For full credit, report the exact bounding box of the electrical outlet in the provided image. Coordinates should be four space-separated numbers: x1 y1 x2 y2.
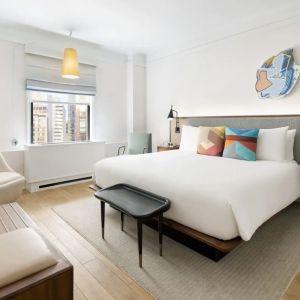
11 138 18 146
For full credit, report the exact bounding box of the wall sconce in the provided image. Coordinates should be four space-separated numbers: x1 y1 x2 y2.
167 105 180 146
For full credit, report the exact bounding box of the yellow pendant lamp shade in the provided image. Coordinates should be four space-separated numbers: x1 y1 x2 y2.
61 48 80 79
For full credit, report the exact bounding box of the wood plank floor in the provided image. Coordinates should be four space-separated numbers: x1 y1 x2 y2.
17 182 300 300
18 183 154 300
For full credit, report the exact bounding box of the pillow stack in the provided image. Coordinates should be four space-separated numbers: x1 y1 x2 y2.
286 129 296 161
256 127 289 161
179 125 200 152
179 124 296 162
197 126 225 156
222 128 259 161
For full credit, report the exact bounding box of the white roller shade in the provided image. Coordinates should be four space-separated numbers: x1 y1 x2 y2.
26 79 96 96
25 54 96 95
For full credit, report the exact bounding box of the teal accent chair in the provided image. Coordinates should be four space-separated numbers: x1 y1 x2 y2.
118 133 152 155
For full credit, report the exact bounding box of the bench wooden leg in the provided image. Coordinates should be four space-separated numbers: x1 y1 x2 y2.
101 201 105 239
137 220 143 268
121 212 124 231
158 214 163 256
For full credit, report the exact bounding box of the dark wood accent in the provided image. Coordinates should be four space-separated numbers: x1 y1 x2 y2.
0 203 73 300
30 102 33 144
157 145 180 152
2 269 73 300
144 218 241 261
87 104 91 141
158 215 163 256
163 218 241 253
101 201 105 239
121 212 124 231
137 220 143 268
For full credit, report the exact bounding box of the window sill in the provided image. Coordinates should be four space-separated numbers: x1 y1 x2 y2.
25 140 105 148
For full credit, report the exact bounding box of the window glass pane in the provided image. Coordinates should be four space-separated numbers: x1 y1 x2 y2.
30 91 90 144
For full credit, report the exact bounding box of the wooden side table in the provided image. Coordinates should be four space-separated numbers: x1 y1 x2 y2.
157 145 180 152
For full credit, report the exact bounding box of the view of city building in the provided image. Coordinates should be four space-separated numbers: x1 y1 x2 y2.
30 91 90 144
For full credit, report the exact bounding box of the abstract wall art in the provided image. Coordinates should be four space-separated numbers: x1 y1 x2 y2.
255 48 299 99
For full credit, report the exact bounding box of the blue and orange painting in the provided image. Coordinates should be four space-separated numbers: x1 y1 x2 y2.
255 49 299 99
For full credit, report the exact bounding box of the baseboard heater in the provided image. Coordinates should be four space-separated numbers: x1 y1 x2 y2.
39 176 93 189
24 141 105 192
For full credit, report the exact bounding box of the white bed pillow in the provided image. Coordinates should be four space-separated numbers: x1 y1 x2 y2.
256 127 288 161
179 125 199 152
286 129 296 161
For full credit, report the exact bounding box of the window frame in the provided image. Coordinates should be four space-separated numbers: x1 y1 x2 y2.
29 91 91 145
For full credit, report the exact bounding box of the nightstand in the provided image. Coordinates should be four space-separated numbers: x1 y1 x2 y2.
157 145 180 152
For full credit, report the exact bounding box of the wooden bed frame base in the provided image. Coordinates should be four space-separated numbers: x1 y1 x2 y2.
144 218 242 261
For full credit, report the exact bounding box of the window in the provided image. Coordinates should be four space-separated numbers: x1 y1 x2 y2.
29 90 92 144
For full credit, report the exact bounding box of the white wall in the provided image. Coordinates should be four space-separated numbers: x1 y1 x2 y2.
0 24 133 175
147 20 300 148
0 40 26 151
94 59 128 143
132 62 146 132
127 54 146 133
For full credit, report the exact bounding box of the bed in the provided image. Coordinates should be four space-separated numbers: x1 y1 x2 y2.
94 115 300 260
95 150 300 240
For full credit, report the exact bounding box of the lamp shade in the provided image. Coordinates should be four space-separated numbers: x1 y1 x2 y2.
61 48 80 79
167 106 174 119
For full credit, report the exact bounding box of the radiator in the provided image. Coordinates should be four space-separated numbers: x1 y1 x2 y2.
24 141 105 192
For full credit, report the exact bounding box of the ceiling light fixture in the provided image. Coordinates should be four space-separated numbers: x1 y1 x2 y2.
61 30 80 79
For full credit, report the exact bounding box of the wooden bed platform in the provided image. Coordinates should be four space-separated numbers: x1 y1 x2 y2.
144 218 242 261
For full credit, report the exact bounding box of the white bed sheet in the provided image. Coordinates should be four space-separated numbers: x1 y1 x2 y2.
94 150 300 241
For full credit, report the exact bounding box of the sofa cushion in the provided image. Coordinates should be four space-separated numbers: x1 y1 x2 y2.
0 228 58 288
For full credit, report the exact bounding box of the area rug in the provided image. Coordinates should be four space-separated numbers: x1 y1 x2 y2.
54 198 300 300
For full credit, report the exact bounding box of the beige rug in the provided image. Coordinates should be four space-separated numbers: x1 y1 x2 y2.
54 198 300 300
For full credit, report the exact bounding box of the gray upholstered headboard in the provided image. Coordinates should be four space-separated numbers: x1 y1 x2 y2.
172 115 300 163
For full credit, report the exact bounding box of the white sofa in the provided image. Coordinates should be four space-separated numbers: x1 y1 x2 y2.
0 153 24 204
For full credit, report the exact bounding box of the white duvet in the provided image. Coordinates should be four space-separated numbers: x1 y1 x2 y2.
94 150 300 241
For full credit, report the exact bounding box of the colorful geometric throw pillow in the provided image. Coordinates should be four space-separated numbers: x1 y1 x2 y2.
197 126 225 156
222 128 259 161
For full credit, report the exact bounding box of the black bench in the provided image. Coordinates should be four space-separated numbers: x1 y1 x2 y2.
94 184 171 267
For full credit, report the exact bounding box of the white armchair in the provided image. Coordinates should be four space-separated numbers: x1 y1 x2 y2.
0 152 24 204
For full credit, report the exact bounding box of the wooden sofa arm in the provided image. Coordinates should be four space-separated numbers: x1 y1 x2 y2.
0 203 73 300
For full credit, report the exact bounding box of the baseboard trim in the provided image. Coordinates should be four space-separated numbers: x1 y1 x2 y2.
26 174 93 192
39 176 93 189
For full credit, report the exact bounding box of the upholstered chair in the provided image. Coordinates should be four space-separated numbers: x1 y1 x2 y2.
118 133 152 155
0 153 24 204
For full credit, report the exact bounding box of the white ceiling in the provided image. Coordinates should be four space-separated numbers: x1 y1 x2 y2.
0 0 300 55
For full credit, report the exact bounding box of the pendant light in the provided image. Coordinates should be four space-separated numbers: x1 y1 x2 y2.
61 30 80 79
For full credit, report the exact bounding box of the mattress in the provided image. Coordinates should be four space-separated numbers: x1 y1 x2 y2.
94 150 300 241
